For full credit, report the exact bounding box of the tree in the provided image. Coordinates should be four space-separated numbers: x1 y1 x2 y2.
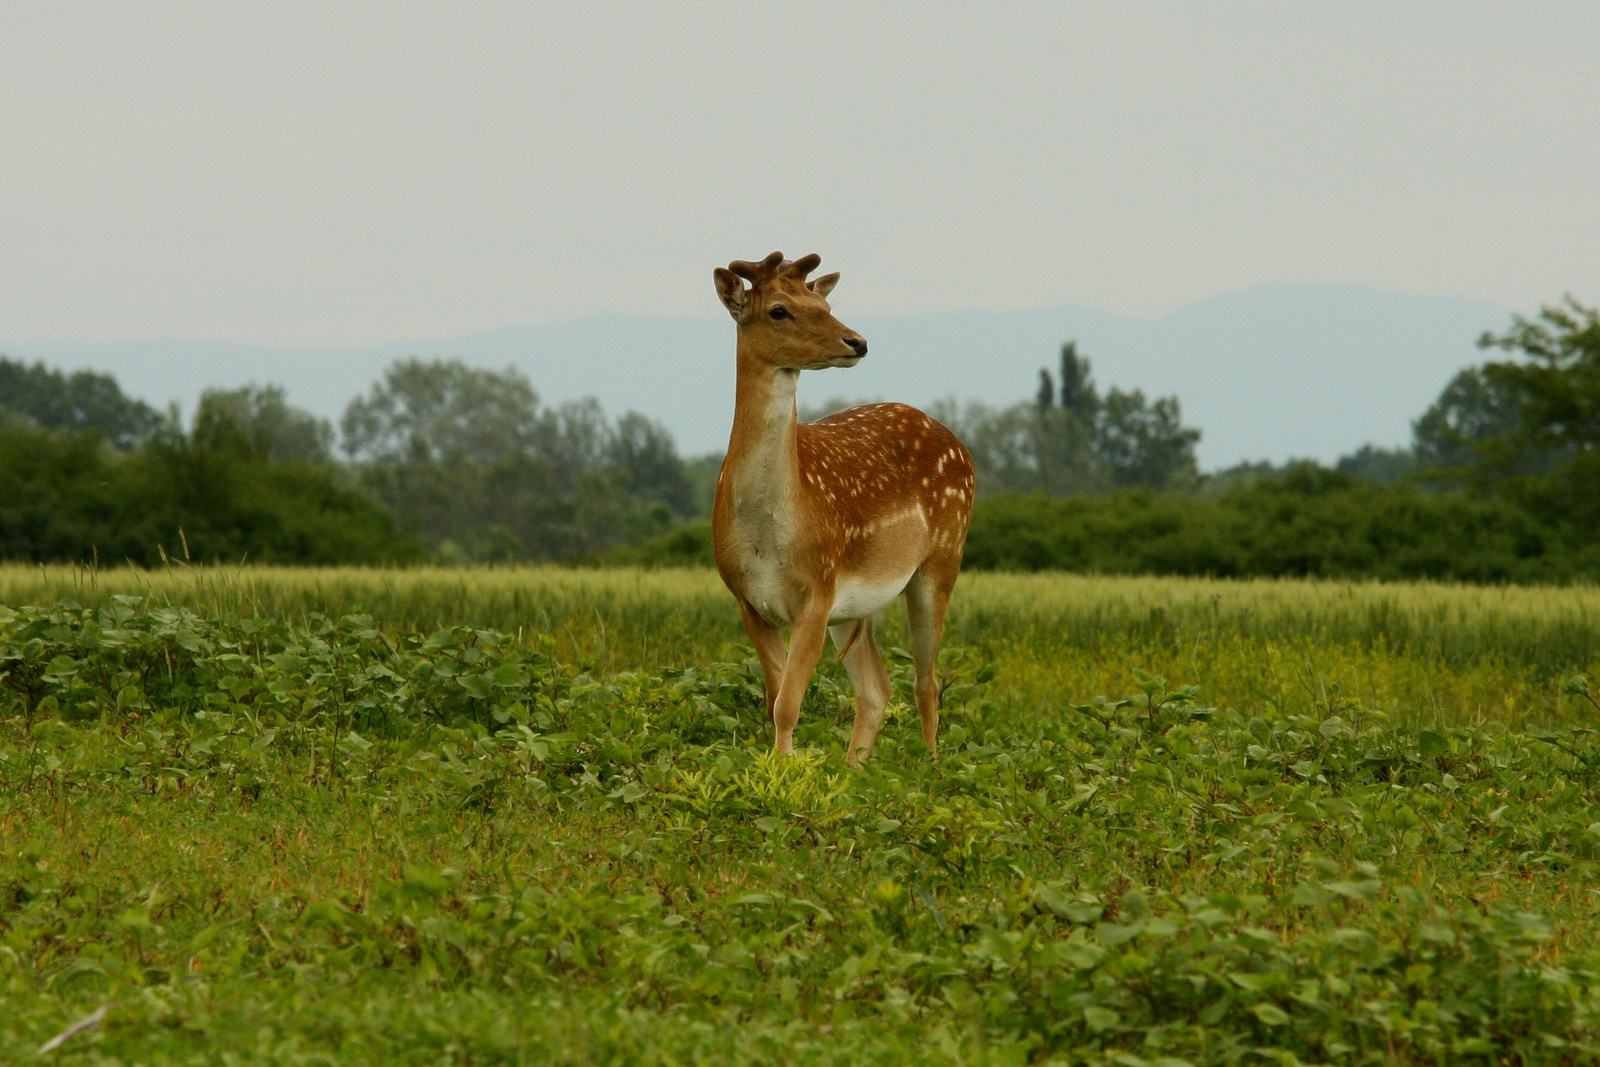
1478 297 1600 460
1412 367 1521 471
1468 297 1600 532
536 398 612 485
342 358 691 560
1057 341 1094 414
1031 343 1103 493
1096 389 1200 490
612 412 696 516
929 398 1046 493
341 358 541 464
1336 444 1418 485
0 357 163 449
0 420 417 565
943 341 1200 495
195 384 332 462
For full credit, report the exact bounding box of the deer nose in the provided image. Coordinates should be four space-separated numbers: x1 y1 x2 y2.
844 336 868 357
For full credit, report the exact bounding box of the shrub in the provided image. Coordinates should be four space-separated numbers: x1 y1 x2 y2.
963 470 1588 581
0 424 420 566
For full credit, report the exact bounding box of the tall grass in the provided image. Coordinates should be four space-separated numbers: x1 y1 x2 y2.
947 573 1600 727
3 563 1596 724
0 563 738 668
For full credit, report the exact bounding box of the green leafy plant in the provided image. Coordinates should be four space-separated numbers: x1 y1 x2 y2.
4 593 1600 1064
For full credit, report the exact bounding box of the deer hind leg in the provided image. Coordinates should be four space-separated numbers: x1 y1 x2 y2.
905 563 956 757
737 598 786 725
830 617 892 768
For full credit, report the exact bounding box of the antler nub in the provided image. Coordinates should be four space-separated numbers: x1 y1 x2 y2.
728 251 786 284
727 251 823 286
785 253 822 281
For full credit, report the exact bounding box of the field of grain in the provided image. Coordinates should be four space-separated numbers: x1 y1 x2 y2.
6 563 1599 722
3 567 1600 1063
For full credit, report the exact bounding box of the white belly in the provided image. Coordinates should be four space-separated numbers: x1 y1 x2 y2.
830 568 916 623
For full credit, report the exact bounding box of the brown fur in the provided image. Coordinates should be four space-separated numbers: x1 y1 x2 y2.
710 252 975 765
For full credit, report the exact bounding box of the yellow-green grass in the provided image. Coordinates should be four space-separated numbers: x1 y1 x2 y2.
7 575 1600 1061
3 564 1596 726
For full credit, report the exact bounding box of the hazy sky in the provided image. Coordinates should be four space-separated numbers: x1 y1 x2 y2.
2 3 1596 347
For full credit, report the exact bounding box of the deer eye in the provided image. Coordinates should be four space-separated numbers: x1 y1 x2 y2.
768 305 789 320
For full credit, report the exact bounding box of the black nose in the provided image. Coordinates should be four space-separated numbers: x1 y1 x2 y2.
845 337 868 357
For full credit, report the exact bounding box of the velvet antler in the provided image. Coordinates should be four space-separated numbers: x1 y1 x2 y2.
784 253 822 281
727 251 786 284
726 252 823 286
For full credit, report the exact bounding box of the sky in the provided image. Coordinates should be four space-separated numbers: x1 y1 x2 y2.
0 3 1597 349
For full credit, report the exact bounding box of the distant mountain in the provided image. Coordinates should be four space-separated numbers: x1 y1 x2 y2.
4 283 1509 468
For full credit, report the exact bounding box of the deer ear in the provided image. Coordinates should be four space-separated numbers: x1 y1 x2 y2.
714 268 749 320
809 272 840 298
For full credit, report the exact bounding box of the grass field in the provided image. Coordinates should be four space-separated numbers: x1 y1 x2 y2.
6 563 1599 723
4 566 1600 1063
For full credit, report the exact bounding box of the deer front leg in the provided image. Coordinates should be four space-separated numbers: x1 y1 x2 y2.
737 598 786 724
772 594 832 756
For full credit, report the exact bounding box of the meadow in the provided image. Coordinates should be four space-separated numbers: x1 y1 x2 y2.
4 565 1600 1064
6 563 1599 723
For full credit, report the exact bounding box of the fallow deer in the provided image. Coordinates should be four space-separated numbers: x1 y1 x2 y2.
711 252 975 766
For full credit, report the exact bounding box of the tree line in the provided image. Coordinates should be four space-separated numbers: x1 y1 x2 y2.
0 358 701 565
3 296 1597 579
969 298 1600 579
1 338 1206 567
0 373 410 567
624 297 1600 581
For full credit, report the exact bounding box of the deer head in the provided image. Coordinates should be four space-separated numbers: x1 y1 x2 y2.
714 251 868 370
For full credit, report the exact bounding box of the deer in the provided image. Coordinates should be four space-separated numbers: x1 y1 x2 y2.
711 251 976 767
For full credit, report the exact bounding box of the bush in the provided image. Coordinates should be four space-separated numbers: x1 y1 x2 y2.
0 424 420 566
963 467 1587 581
620 468 1586 582
602 520 715 567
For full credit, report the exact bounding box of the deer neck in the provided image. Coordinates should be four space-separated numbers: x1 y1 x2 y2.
722 346 802 521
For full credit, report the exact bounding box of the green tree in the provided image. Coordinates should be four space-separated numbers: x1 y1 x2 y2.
195 384 333 462
1478 297 1600 463
1471 297 1600 533
959 469 1576 582
0 357 163 449
929 398 1045 492
1056 340 1095 414
342 358 689 560
1031 342 1103 493
1335 444 1418 485
940 341 1200 495
612 411 696 517
342 358 541 463
1095 388 1200 490
1412 367 1521 471
0 421 416 566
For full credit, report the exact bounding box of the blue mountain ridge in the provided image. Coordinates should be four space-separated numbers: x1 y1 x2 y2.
3 283 1509 469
